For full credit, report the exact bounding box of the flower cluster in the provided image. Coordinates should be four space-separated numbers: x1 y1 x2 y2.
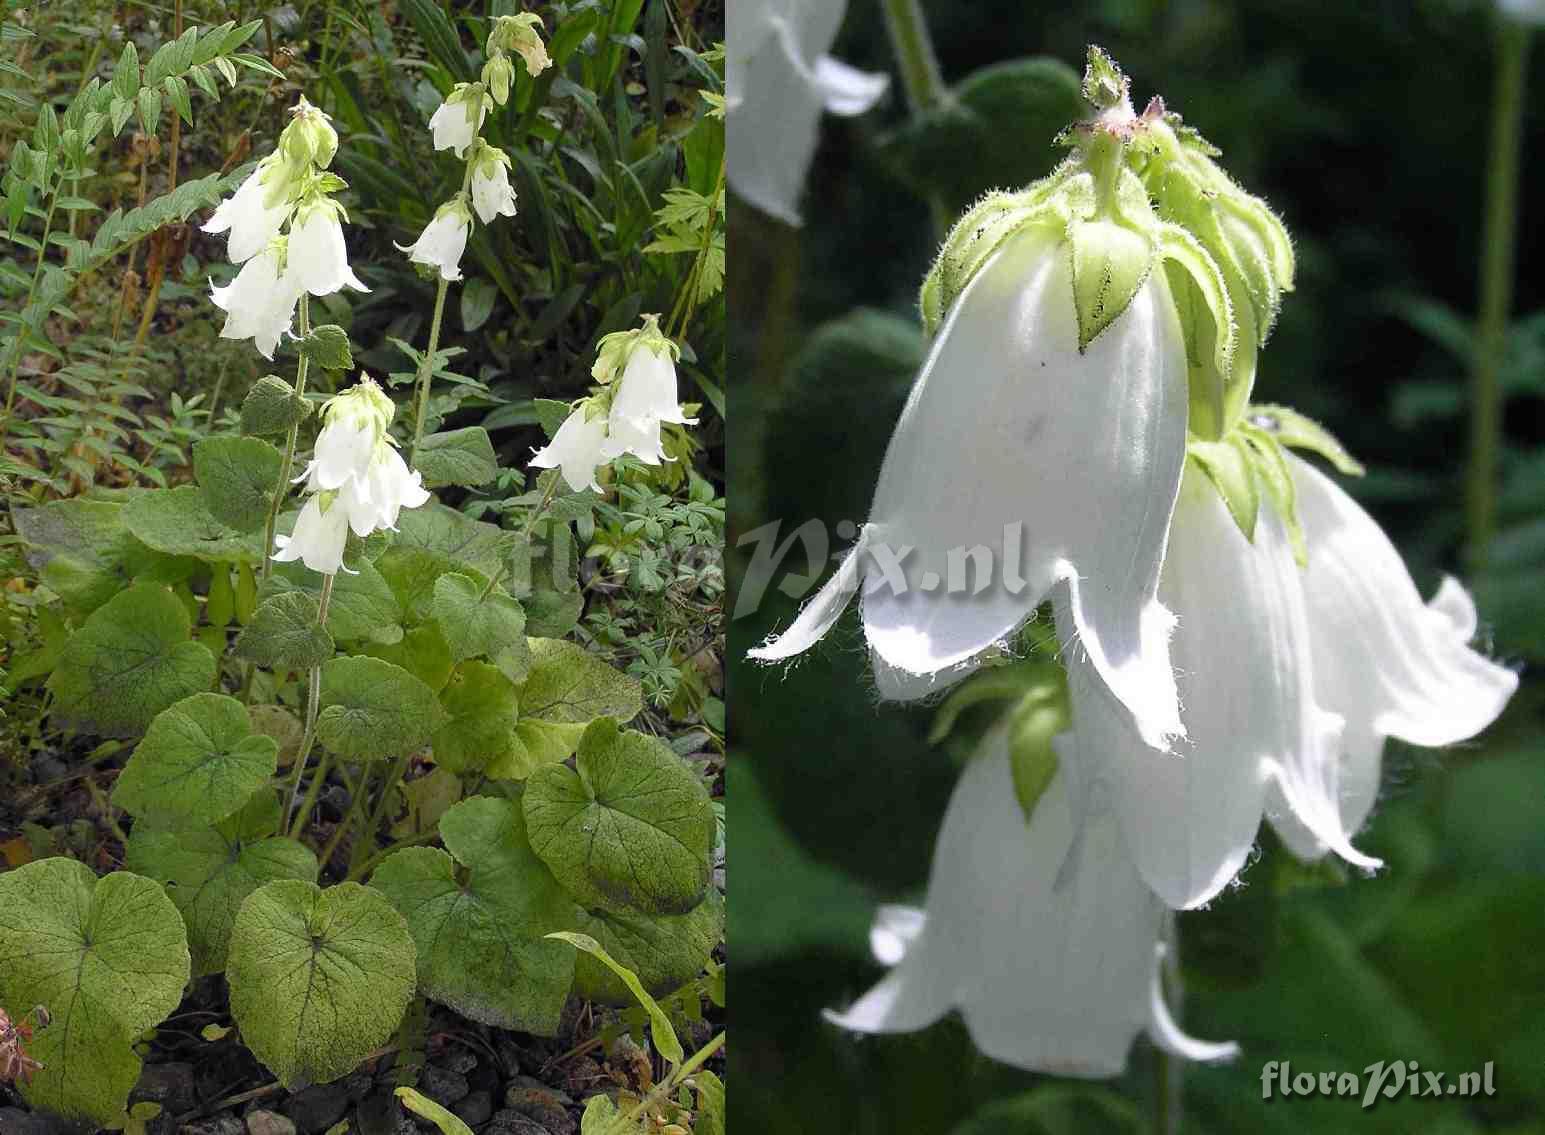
204 98 368 359
755 48 1519 1074
530 315 696 492
272 375 430 576
398 12 545 280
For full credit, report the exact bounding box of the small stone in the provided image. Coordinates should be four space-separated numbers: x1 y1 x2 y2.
557 1056 604 1099
180 1118 245 1135
484 1111 552 1135
452 1089 493 1128
441 1048 478 1076
134 1061 199 1115
494 1038 523 1078
281 1082 350 1133
246 1112 297 1135
419 1064 469 1106
343 1069 375 1101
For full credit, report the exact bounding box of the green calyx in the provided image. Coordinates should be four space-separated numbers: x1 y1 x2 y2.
277 96 338 175
322 373 397 442
487 13 550 77
483 52 516 106
1187 404 1362 566
591 314 679 385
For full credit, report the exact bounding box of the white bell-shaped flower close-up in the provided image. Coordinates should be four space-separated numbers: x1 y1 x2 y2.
726 0 888 225
397 199 471 282
600 339 696 466
286 199 370 297
202 157 296 264
469 144 519 224
429 84 489 157
750 226 1190 753
1059 458 1516 911
827 727 1239 1076
530 405 611 493
272 492 351 576
340 443 431 535
209 240 304 361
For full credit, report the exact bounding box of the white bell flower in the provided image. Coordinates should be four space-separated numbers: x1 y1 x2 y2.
209 239 304 361
600 340 697 466
429 83 490 157
1059 457 1515 911
750 226 1191 752
397 199 471 282
530 404 610 493
340 444 430 535
726 0 888 225
272 493 350 576
286 199 369 297
827 727 1239 1075
1264 454 1519 861
469 143 519 224
201 157 297 264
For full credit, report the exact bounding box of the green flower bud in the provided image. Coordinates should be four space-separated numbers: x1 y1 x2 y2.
277 96 339 174
482 51 515 107
487 13 551 77
591 313 679 385
322 373 397 440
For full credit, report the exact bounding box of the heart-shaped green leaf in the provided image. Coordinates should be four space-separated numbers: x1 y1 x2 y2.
570 890 723 1004
112 692 278 826
524 718 714 915
432 661 519 773
240 374 311 436
369 797 576 1034
234 591 336 671
432 572 526 663
517 637 643 728
227 880 416 1088
318 655 447 761
415 427 498 488
125 790 319 976
0 858 191 1125
124 485 268 563
193 435 284 533
47 583 216 736
261 558 403 645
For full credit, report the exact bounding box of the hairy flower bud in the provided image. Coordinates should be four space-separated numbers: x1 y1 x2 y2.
482 52 516 107
487 13 551 77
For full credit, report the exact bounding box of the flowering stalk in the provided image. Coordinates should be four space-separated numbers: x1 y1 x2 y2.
284 570 334 833
880 0 947 234
1467 17 1532 568
260 295 311 584
410 161 473 463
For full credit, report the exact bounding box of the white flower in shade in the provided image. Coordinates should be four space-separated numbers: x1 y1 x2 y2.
396 199 471 281
749 226 1191 753
600 338 696 466
341 444 430 535
828 727 1239 1076
272 492 350 575
286 198 369 297
1058 457 1516 911
429 83 490 157
529 403 610 493
726 0 888 225
201 157 296 264
209 239 304 360
469 143 518 224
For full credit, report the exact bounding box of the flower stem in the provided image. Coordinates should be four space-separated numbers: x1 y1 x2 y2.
880 0 950 237
409 161 475 463
347 746 416 876
262 295 312 584
0 175 61 450
1466 19 1531 571
285 570 335 838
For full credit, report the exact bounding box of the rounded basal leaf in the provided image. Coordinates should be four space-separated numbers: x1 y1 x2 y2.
432 661 519 773
124 485 268 563
523 719 714 915
369 797 576 1034
233 591 336 671
569 890 723 1004
378 546 466 624
193 436 285 533
227 880 416 1089
13 497 195 615
361 623 455 692
240 374 311 436
318 655 447 761
47 583 217 736
415 426 498 488
392 500 508 580
0 858 191 1125
516 637 643 727
486 718 587 780
261 559 403 645
125 790 319 976
433 572 526 663
521 587 583 640
112 692 279 826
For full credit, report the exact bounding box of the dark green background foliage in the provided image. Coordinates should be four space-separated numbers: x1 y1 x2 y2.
728 1 1545 1132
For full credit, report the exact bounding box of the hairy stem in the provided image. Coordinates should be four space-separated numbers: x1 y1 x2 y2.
1466 19 1531 570
285 570 335 837
262 295 313 582
410 275 450 462
881 0 950 237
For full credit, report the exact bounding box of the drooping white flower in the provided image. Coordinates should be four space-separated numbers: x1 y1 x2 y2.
272 492 350 575
343 443 431 535
530 403 610 493
209 239 304 360
1059 457 1515 911
469 143 518 224
396 198 471 282
286 198 369 297
726 0 888 225
1264 454 1518 860
201 157 296 264
488 13 551 78
429 83 490 157
750 226 1191 752
600 337 696 466
828 727 1239 1076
